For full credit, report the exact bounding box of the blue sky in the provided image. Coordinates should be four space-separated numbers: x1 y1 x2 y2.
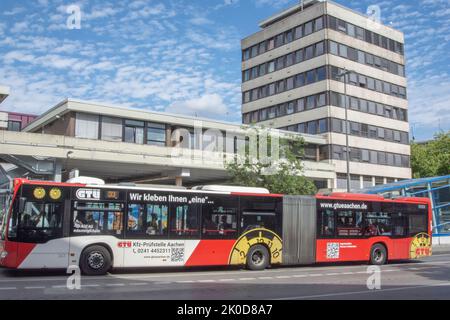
0 0 448 141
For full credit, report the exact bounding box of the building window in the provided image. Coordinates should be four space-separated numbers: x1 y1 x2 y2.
330 41 338 55
314 17 324 31
363 176 373 188
101 116 122 142
7 121 21 132
305 45 314 60
286 77 294 90
318 119 328 133
75 113 99 139
338 44 347 58
337 19 347 32
147 122 166 146
286 102 295 114
304 21 313 35
124 120 144 144
313 93 325 108
317 66 326 81
297 98 305 112
268 60 275 73
316 42 324 56
294 25 303 39
337 174 347 189
295 73 305 87
306 96 315 110
295 49 303 63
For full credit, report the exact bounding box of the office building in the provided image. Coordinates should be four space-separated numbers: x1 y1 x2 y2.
241 0 410 190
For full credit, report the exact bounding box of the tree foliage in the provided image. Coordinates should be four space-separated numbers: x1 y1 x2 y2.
411 131 450 178
225 128 317 195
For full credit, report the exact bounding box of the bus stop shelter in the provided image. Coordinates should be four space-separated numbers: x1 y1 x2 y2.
360 175 450 245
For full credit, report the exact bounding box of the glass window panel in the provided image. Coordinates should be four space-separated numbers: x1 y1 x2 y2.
317 66 326 81
306 96 315 109
267 38 275 50
307 121 317 134
101 116 122 142
268 60 275 73
295 49 303 63
305 45 314 60
338 44 348 58
317 93 326 107
295 73 305 87
286 77 294 90
75 113 99 139
286 53 294 66
297 98 305 112
314 17 324 31
294 26 303 39
285 30 293 43
316 42 324 56
330 41 338 55
347 24 355 37
202 197 238 239
286 102 295 114
304 21 313 35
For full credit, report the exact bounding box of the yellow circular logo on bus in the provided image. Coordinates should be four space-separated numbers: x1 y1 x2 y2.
410 233 432 259
33 187 46 199
229 228 283 265
49 188 62 200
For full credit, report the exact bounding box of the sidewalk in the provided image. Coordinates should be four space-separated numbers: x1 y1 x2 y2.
433 244 450 254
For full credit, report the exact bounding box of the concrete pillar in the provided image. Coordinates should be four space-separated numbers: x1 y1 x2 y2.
175 176 183 187
53 160 62 182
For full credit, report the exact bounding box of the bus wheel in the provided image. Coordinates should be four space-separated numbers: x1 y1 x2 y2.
246 245 270 271
80 245 112 276
370 244 387 265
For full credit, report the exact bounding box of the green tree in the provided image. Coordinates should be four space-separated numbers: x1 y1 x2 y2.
225 127 317 195
411 131 450 178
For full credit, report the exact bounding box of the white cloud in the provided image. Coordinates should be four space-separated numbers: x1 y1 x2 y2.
254 0 292 8
166 94 229 118
189 17 214 26
11 21 29 34
4 7 26 16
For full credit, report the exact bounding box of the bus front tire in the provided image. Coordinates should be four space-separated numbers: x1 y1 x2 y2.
246 245 270 271
370 244 387 265
80 245 112 276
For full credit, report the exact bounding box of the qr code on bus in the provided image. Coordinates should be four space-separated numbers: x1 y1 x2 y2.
327 243 340 259
171 248 185 262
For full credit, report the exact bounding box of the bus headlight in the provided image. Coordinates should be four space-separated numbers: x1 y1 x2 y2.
0 251 7 259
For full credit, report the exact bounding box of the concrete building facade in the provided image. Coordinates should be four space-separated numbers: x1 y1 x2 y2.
241 0 411 190
0 99 335 187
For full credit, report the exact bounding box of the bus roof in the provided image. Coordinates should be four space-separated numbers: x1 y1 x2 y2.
317 192 431 204
13 179 280 197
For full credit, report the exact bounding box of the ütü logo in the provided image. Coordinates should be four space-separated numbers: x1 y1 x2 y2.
76 188 100 200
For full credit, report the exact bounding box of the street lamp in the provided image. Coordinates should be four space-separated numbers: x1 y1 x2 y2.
335 68 355 193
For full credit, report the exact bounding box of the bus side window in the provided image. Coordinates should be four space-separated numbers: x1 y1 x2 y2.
318 210 335 237
169 203 200 238
202 196 238 239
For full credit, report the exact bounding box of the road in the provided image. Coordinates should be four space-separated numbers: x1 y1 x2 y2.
1 253 450 300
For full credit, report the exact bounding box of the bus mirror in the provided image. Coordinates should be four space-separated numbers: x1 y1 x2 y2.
18 197 26 213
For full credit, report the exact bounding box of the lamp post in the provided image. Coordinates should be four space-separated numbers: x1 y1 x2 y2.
335 68 355 193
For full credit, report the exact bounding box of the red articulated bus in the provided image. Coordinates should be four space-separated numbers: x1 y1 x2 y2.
0 178 432 275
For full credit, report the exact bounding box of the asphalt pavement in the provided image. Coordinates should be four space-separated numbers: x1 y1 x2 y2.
1 250 450 300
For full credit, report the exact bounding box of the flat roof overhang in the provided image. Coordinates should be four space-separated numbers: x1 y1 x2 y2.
0 131 336 185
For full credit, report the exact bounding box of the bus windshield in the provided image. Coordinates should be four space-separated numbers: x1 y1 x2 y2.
0 191 12 241
8 199 63 243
